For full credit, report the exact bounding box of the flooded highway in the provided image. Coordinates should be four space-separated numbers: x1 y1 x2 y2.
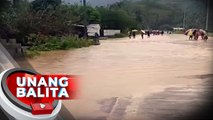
29 34 213 120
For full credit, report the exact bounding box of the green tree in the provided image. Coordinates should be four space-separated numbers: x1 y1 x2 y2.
99 0 207 30
98 7 136 31
0 0 11 25
0 0 10 12
86 7 101 24
76 6 101 24
1 1 82 37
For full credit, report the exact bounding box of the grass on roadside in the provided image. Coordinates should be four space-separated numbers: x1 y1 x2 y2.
208 32 213 37
26 50 40 58
26 34 94 58
109 33 128 38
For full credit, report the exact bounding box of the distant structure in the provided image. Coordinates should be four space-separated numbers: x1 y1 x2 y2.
173 27 185 31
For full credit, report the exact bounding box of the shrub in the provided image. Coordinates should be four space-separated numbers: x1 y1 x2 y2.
172 31 184 34
111 33 128 38
27 34 93 52
26 50 40 58
208 32 213 37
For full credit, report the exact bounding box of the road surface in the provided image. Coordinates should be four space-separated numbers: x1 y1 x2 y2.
29 34 213 120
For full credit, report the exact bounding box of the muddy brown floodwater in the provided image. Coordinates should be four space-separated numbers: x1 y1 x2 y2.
29 34 213 120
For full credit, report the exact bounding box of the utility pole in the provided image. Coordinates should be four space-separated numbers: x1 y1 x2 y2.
83 0 87 38
183 8 186 29
205 0 209 31
83 0 86 6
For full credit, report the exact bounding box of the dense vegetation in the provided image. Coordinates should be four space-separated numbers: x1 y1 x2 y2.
0 0 209 36
0 0 211 57
98 0 209 32
26 34 93 57
0 0 99 57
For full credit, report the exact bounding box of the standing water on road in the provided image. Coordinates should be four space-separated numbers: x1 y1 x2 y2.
29 34 213 120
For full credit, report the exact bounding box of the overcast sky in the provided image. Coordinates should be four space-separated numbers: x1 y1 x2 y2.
63 0 121 6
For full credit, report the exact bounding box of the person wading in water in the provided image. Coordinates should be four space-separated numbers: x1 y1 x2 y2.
141 30 145 39
147 30 150 38
132 31 136 39
128 31 132 39
188 30 193 40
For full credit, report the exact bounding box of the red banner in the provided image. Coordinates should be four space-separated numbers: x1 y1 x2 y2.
6 72 78 106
